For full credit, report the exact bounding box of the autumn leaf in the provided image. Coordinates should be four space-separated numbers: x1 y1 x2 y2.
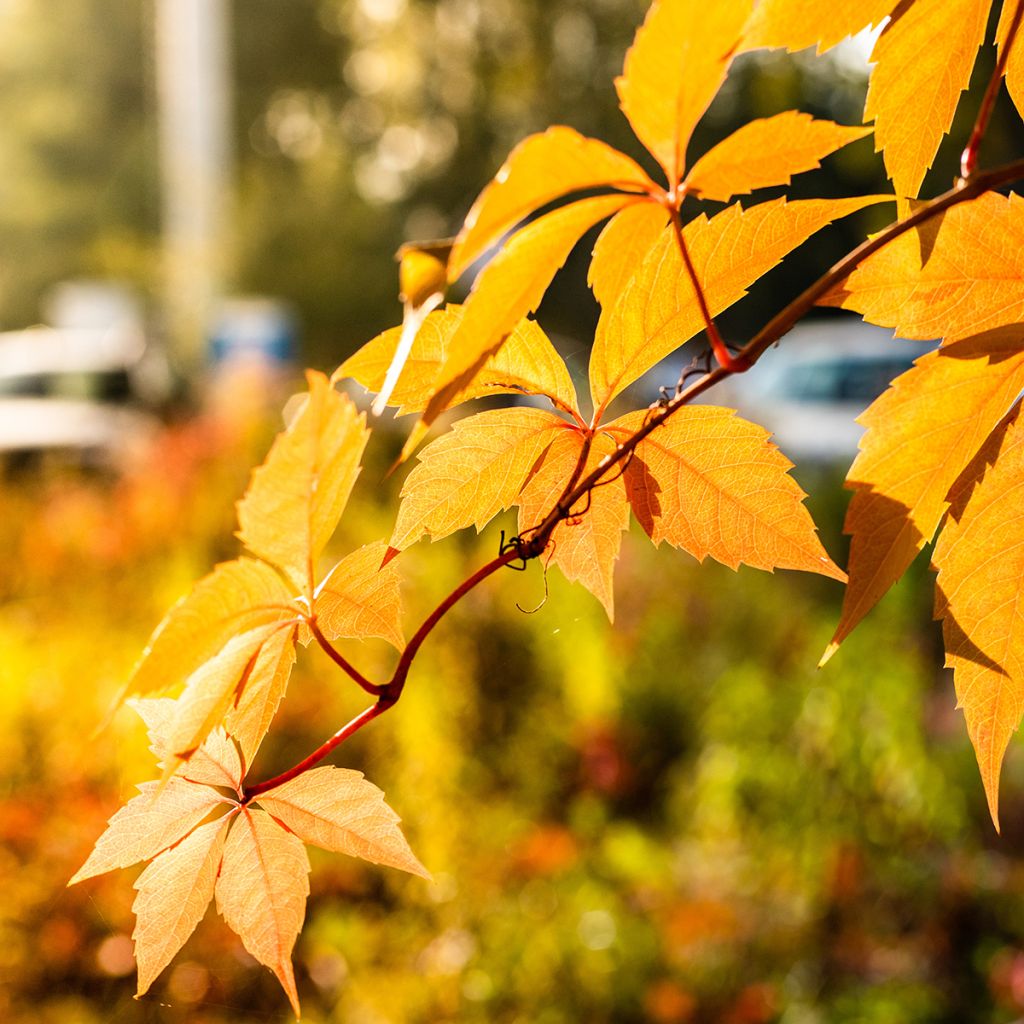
825 329 1024 661
236 371 370 594
311 541 404 650
404 194 629 461
133 815 233 996
683 112 871 203
608 408 845 579
588 202 670 311
68 778 226 885
998 1 1024 122
125 556 297 700
822 191 1024 341
616 0 753 186
389 408 570 554
338 305 579 418
589 194 893 416
516 430 631 620
741 0 894 55
934 403 1024 830
215 807 311 1017
256 765 430 878
448 126 654 281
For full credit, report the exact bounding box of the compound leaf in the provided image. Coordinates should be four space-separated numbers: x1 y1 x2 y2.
215 807 310 1018
609 408 845 579
256 765 429 878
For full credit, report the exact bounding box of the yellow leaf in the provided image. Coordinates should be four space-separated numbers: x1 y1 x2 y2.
684 112 872 203
590 194 893 417
826 329 1024 660
448 126 653 281
126 557 296 700
312 541 405 650
69 779 225 885
740 0 894 54
998 1 1024 123
865 0 989 198
390 408 569 553
588 201 670 311
215 807 310 1018
933 404 1024 830
608 408 845 579
823 191 1024 341
516 430 630 620
338 305 580 419
131 698 244 791
133 814 232 997
408 194 628 461
224 624 299 771
616 0 754 185
237 371 370 594
163 624 288 772
256 765 430 878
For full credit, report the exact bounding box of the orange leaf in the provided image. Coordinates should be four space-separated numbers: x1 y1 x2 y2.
69 779 225 885
933 404 1024 830
684 112 871 203
236 371 370 594
338 305 579 418
163 624 288 773
590 194 893 416
740 0 894 55
390 408 569 553
998 1 1024 123
448 126 653 281
133 814 233 996
865 0 989 199
608 408 845 579
126 557 296 699
406 194 628 462
588 201 670 311
256 765 429 878
823 191 1024 341
131 698 244 792
224 624 299 770
312 541 405 650
616 0 754 185
215 807 310 1017
825 329 1024 660
516 429 630 619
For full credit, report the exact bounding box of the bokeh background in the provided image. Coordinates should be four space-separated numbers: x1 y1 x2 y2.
4 1 1024 1022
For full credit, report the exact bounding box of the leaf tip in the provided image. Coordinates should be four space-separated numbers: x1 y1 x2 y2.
818 641 839 669
381 546 401 569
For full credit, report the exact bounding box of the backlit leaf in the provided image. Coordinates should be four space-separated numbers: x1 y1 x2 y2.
590 194 893 416
256 765 429 878
312 541 404 650
389 408 569 553
126 557 296 699
608 408 845 579
448 126 653 281
823 191 1024 341
616 0 754 185
865 0 989 198
408 194 628 459
69 779 225 885
934 404 1024 830
516 429 630 619
215 807 310 1017
237 371 370 594
338 305 579 418
683 112 871 203
998 1 1024 122
224 624 299 770
826 329 1024 660
133 814 232 996
131 697 244 791
588 201 669 311
740 0 894 55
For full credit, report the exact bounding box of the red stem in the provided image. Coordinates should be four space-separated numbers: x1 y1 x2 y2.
961 1 1023 181
309 618 387 696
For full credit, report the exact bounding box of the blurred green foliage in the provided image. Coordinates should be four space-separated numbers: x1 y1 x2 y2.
4 407 1024 1023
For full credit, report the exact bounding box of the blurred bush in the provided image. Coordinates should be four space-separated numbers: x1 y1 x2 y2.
4 400 1024 1024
